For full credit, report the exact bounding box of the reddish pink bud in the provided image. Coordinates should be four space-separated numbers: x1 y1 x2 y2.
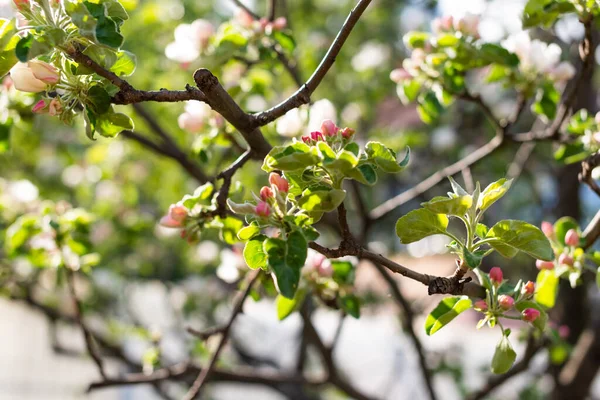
317 260 333 277
489 267 503 285
168 204 188 223
180 229 187 239
474 299 488 311
48 98 62 116
301 135 311 144
558 325 570 339
522 281 535 296
32 99 48 113
258 17 269 31
564 229 579 247
269 173 289 192
255 201 270 217
310 131 324 141
260 186 273 200
13 0 29 10
541 221 554 238
160 215 183 228
341 127 355 138
271 17 287 31
320 119 339 137
558 253 574 266
498 295 515 310
536 259 555 270
522 308 540 322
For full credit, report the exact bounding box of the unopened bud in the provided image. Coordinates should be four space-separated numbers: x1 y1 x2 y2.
341 127 355 138
564 229 579 247
474 299 488 311
536 259 555 270
498 295 514 310
522 281 535 296
522 308 540 322
558 253 574 266
255 201 271 217
320 119 339 137
260 186 274 200
541 221 554 238
489 267 503 285
269 173 289 192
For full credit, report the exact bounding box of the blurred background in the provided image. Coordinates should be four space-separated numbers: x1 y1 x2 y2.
1 0 599 399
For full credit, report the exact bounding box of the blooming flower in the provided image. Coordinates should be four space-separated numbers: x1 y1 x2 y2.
165 19 215 63
10 61 59 92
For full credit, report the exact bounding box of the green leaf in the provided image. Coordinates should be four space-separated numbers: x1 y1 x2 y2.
331 261 354 285
264 237 300 299
298 188 346 212
110 50 136 76
286 230 308 269
338 294 360 318
181 183 214 208
244 235 267 270
96 111 134 137
436 33 459 47
421 195 472 216
365 142 409 173
596 267 600 289
486 64 509 83
478 178 512 213
417 91 443 124
272 30 296 53
397 79 421 104
476 223 489 238
15 35 32 62
403 31 430 49
486 220 554 261
65 1 97 38
425 296 472 335
535 269 558 308
567 109 594 135
0 18 16 50
276 289 306 320
87 85 111 114
238 224 261 241
448 176 469 196
463 248 486 269
395 208 449 244
85 1 124 48
0 118 10 153
491 334 517 374
346 164 377 185
479 43 519 66
554 143 588 164
219 217 243 244
262 142 320 172
532 83 559 122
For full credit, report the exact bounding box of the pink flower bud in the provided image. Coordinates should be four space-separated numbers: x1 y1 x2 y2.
522 308 540 322
390 68 411 83
564 229 579 247
258 17 269 32
260 186 273 200
10 63 48 93
489 267 503 285
235 8 254 29
498 295 515 310
320 119 339 137
522 281 535 296
168 204 188 223
454 14 480 37
431 15 453 33
474 299 488 311
310 131 324 141
536 259 555 270
301 135 311 144
269 173 289 192
255 201 270 217
160 215 183 228
178 112 204 133
271 17 287 31
28 60 60 84
191 19 215 49
48 98 62 116
341 127 355 138
558 325 570 339
317 259 333 277
13 0 29 10
558 253 574 266
541 221 554 238
32 99 48 114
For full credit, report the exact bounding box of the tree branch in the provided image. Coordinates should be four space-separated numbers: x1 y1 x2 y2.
252 0 373 126
183 270 261 400
578 152 600 198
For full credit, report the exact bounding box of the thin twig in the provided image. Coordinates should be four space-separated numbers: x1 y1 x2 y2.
578 152 600 198
183 270 261 400
253 0 373 126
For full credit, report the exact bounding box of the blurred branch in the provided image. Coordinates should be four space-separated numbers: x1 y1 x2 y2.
372 263 437 400
231 0 261 19
582 208 600 250
578 152 600 198
183 270 261 400
253 0 373 126
507 142 536 180
268 0 277 20
66 270 107 380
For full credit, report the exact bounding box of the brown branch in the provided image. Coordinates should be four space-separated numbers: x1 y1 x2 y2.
582 208 600 250
253 0 373 126
507 142 536 180
267 0 277 20
66 270 107 379
578 152 600 198
231 0 261 20
183 270 261 400
372 263 437 400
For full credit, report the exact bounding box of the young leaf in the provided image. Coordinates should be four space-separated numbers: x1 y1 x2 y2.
425 296 472 335
534 269 558 308
338 294 360 318
491 334 516 374
262 143 319 172
365 142 408 173
331 261 355 285
485 220 554 261
448 176 469 196
238 224 261 241
396 208 449 244
298 189 346 212
264 238 300 299
244 235 267 270
276 289 306 321
421 195 472 216
478 178 512 213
